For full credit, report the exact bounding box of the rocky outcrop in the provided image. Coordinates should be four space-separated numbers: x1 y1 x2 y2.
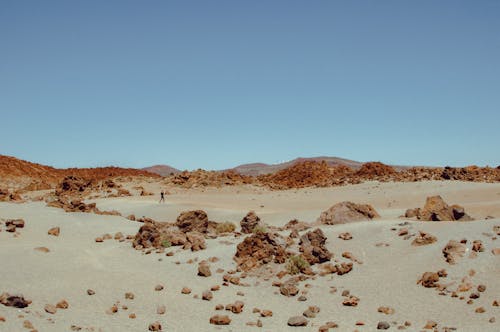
299 229 332 265
318 201 380 225
240 211 262 234
175 210 209 233
442 240 466 264
405 196 473 221
234 232 288 271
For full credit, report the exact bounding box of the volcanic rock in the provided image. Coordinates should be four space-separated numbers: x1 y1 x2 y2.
210 315 231 325
175 210 209 233
0 293 31 308
241 211 262 233
299 228 332 265
411 231 437 246
408 196 473 221
442 240 466 264
198 261 211 277
234 231 287 271
318 201 380 225
48 227 60 236
287 316 308 326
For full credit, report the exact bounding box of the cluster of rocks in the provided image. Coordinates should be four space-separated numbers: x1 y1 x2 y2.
0 188 23 202
404 196 473 221
165 169 253 188
133 210 225 252
0 293 31 308
1 219 25 233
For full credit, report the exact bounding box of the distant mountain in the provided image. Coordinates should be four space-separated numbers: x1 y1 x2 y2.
142 165 181 176
229 156 365 176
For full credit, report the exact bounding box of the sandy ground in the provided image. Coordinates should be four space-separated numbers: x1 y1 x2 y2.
0 180 499 331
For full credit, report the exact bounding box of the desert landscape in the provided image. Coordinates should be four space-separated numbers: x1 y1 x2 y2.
1 155 499 332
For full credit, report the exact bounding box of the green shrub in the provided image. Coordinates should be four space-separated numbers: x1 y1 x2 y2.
286 255 310 275
216 222 236 234
252 225 268 234
161 239 171 248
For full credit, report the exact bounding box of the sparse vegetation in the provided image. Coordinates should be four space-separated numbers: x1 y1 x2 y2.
252 225 268 234
161 239 171 248
286 255 310 275
216 222 236 234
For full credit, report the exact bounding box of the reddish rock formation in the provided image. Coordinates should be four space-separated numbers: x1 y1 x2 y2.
0 293 31 308
355 162 396 181
318 201 380 225
240 211 262 233
175 210 209 233
405 196 473 221
442 240 466 264
411 231 437 246
234 232 288 271
299 229 332 265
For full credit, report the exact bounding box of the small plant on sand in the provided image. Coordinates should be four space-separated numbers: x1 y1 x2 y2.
252 225 268 234
161 239 171 248
216 222 236 234
286 255 310 275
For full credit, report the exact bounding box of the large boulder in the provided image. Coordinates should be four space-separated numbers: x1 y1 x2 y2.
318 201 380 225
240 211 262 234
299 229 332 265
234 232 288 271
175 210 209 233
407 196 473 221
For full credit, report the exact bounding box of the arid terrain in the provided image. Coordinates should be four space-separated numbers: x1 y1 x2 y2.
1 155 499 331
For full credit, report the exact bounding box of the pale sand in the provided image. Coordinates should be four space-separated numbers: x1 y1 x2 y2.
1 181 499 331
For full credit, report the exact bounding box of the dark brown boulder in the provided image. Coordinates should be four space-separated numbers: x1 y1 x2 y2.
234 232 287 271
299 228 332 265
240 211 262 234
175 210 209 233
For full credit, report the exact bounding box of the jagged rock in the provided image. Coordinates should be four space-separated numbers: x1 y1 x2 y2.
175 210 209 233
198 261 211 277
234 232 287 271
148 321 162 331
48 227 60 236
443 240 466 264
283 219 311 232
411 231 437 246
318 201 380 225
0 293 31 308
184 231 206 251
241 211 262 233
210 315 231 325
280 279 299 297
418 272 440 288
299 228 332 265
287 316 308 326
408 196 473 221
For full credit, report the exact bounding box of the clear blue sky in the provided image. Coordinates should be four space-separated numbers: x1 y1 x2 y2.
1 1 499 170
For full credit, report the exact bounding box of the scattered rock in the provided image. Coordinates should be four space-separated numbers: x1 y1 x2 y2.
377 321 390 330
442 240 466 264
338 232 352 240
34 247 50 253
198 261 211 277
87 289 95 296
342 296 359 306
202 291 213 301
48 227 60 236
0 293 31 308
56 299 69 309
225 301 244 313
280 278 300 297
125 292 135 300
234 231 287 271
148 321 162 331
418 272 440 288
175 210 209 233
44 304 57 314
411 231 437 246
156 305 166 315
288 316 308 326
210 315 231 325
378 306 395 315
181 287 191 294
318 201 380 225
155 284 164 291
407 196 473 221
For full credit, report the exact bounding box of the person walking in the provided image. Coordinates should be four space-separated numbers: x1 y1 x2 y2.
159 191 165 203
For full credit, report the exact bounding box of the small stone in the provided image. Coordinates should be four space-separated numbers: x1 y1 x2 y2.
377 321 390 330
48 227 60 236
210 285 220 291
475 307 485 313
261 310 273 317
87 289 95 296
489 317 495 323
0 316 5 322
215 304 224 310
34 247 50 253
423 320 437 329
288 316 308 326
157 305 166 315
56 299 69 309
378 306 395 315
95 237 103 243
106 304 118 314
319 322 338 331
44 304 57 314
181 287 191 294
125 292 135 300
210 315 231 325
198 261 212 277
341 290 350 297
303 309 316 318
478 285 486 292
470 293 480 299
342 296 359 307
298 295 307 301
23 320 34 329
202 291 213 301
356 321 365 326
155 284 164 291
226 301 244 314
493 300 499 306
129 313 136 319
148 321 162 331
